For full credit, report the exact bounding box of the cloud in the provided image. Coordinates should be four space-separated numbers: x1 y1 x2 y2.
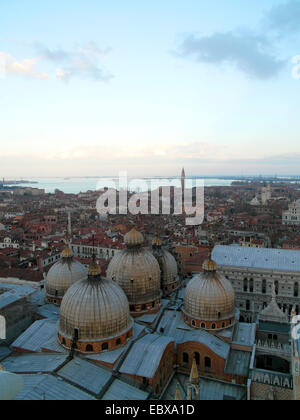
34 41 113 83
175 30 286 79
0 41 113 83
266 0 300 36
0 51 49 79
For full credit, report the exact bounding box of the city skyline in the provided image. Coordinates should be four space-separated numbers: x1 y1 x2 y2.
1 0 300 177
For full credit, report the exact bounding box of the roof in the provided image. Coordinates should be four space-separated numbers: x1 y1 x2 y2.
102 379 149 400
213 245 300 273
163 373 246 401
120 334 174 378
14 374 95 400
57 358 112 395
225 350 251 377
177 330 230 360
2 353 68 373
11 319 63 353
232 323 256 348
0 283 35 309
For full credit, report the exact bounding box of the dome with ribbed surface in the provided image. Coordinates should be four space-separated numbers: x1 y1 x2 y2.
58 259 132 352
183 257 235 330
152 238 179 294
124 227 144 247
107 227 161 315
46 246 87 305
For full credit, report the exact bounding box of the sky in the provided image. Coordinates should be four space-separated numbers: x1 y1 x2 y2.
0 0 300 178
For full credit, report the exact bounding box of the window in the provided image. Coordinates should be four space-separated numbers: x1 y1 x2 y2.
116 338 121 346
294 283 299 298
102 342 109 351
86 344 93 352
194 352 200 366
212 323 216 330
74 328 79 340
201 323 206 329
191 320 196 327
183 352 189 364
205 357 211 369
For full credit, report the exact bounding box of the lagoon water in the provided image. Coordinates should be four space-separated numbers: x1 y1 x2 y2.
9 177 236 194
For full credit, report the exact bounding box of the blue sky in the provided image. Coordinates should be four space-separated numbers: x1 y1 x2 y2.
0 0 300 177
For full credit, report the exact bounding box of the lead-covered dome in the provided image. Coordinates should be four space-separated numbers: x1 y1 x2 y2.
152 236 179 295
58 258 133 354
45 244 87 305
107 227 162 317
182 256 235 331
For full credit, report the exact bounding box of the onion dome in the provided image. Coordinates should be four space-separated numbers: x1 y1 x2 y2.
58 257 133 354
45 243 87 305
152 236 179 295
182 255 235 331
124 227 144 247
107 227 162 316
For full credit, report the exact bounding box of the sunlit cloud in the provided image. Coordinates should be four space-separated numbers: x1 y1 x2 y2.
0 51 49 80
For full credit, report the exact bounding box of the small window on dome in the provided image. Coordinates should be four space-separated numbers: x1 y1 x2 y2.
212 324 216 330
201 323 206 329
102 342 109 351
191 320 196 327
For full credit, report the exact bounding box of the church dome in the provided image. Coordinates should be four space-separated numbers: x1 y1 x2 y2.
45 244 87 305
107 227 162 316
152 237 179 295
58 258 133 354
183 256 235 331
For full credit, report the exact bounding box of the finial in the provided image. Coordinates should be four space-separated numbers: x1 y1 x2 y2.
175 383 182 400
189 357 199 385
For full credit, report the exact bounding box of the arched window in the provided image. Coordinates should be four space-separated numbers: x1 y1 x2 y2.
183 352 189 364
262 279 266 294
102 342 109 351
212 323 216 330
249 279 254 293
142 304 146 311
205 357 211 369
222 322 225 328
86 344 93 352
116 338 121 346
201 323 206 329
191 320 196 327
243 278 248 292
62 338 66 346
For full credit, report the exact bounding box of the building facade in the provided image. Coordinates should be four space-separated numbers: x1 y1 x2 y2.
213 245 300 323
